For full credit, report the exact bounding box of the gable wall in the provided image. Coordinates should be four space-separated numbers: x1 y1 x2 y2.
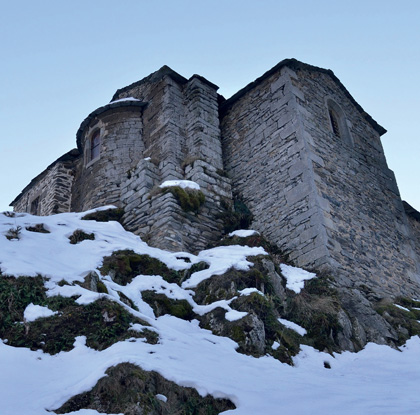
12 160 75 216
293 68 420 297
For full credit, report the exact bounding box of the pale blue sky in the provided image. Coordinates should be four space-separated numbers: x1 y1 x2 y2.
1 0 419 212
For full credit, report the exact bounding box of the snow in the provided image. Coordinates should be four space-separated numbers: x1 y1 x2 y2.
225 309 248 322
159 180 200 190
394 304 410 312
278 318 307 336
155 394 167 403
1 209 420 415
109 97 141 104
280 263 317 293
228 229 259 238
24 304 58 322
239 287 264 296
182 245 267 289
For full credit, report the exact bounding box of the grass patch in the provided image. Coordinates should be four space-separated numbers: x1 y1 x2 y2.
100 250 183 285
5 297 154 354
220 198 254 234
68 229 95 244
0 275 49 331
216 233 286 261
0 276 154 354
5 226 22 240
141 291 195 320
162 186 206 213
284 276 342 353
194 262 274 305
25 224 50 233
375 298 420 344
81 208 125 224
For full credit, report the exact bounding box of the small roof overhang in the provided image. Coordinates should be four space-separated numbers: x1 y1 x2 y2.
76 99 147 150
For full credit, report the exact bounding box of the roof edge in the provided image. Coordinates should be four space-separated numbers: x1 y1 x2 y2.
76 100 147 150
403 201 420 222
111 65 188 102
189 74 219 91
220 58 387 136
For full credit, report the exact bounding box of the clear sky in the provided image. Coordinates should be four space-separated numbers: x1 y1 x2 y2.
0 0 419 212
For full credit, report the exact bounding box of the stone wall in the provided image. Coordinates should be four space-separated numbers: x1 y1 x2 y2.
71 107 144 212
114 69 232 253
10 61 420 294
221 62 420 298
404 203 420 268
221 67 331 271
292 67 420 297
12 158 75 216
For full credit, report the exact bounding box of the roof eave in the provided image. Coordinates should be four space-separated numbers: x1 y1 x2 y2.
220 58 387 136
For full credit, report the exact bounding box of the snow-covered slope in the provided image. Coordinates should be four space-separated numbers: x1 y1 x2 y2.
1 208 419 415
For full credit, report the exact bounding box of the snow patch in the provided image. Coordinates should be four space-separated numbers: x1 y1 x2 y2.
280 264 316 293
1 209 420 415
159 180 200 190
182 245 267 289
239 287 264 296
225 309 248 322
156 394 167 403
109 97 141 104
278 318 307 336
394 304 410 312
24 303 58 322
228 229 259 238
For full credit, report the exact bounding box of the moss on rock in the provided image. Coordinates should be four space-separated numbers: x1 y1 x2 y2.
81 208 125 224
0 277 154 354
141 291 195 320
55 362 235 415
375 298 420 344
100 250 182 285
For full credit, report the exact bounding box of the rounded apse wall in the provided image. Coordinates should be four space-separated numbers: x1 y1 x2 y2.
72 102 146 212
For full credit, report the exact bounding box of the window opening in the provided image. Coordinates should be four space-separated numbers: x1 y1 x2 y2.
30 197 40 215
329 109 341 138
90 130 101 161
326 99 353 147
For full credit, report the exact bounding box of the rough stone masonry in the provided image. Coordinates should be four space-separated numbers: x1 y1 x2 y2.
10 58 420 300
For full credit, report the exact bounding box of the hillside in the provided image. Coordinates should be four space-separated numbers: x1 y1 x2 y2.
1 207 420 415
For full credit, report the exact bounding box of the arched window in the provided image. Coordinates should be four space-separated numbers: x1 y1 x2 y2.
90 130 101 161
326 99 353 147
328 108 341 138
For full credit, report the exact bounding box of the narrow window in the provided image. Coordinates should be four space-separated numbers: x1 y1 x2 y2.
30 197 40 215
329 109 341 138
326 99 353 146
90 130 101 161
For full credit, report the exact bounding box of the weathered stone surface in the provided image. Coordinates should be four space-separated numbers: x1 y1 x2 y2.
338 288 397 345
10 59 420 304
